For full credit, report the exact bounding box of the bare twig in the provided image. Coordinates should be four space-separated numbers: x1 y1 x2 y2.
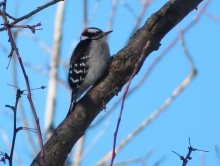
110 42 151 166
24 62 69 91
1 0 46 165
5 12 17 20
82 0 88 30
11 49 38 155
107 0 118 32
73 137 85 166
4 85 42 165
204 12 220 24
1 22 42 33
172 138 208 166
4 88 23 166
130 0 151 35
45 1 66 139
0 0 64 32
10 22 42 33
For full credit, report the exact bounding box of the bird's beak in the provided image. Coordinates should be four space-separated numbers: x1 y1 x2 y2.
104 30 113 35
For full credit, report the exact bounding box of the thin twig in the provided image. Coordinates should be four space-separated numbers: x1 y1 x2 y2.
1 1 46 165
82 0 88 30
11 34 38 156
5 12 17 20
73 136 85 166
4 86 39 165
172 138 208 166
107 0 118 32
6 88 23 166
45 1 66 139
8 22 42 33
130 0 151 35
0 0 64 32
110 41 151 166
204 11 220 24
24 62 69 91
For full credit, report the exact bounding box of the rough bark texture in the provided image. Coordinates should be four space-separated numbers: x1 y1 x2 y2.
31 0 203 165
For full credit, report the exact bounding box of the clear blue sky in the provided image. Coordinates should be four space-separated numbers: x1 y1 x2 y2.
0 0 219 166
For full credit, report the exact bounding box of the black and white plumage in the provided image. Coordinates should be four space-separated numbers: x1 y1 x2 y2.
67 27 112 116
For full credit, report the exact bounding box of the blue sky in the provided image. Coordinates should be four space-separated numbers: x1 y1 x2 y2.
0 0 220 166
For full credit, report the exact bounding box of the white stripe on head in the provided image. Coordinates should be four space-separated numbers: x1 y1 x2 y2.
80 36 88 40
87 28 100 33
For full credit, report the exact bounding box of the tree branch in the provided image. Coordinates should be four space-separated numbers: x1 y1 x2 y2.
31 0 203 165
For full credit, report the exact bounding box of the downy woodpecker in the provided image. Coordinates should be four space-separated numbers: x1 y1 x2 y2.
67 27 112 116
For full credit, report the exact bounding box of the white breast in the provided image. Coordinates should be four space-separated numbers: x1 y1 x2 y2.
77 36 111 97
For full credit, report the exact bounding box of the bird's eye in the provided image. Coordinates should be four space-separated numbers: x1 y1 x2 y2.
95 32 100 36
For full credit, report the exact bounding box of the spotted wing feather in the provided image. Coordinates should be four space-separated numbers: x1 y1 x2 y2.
68 39 91 94
67 40 91 116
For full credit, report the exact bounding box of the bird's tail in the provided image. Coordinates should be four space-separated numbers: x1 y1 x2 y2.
66 91 77 117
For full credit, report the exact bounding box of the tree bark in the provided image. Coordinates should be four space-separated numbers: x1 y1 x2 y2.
31 0 203 165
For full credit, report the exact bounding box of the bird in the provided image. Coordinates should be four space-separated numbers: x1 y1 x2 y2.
67 27 112 116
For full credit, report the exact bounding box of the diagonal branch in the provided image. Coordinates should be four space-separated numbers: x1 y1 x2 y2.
31 0 203 165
